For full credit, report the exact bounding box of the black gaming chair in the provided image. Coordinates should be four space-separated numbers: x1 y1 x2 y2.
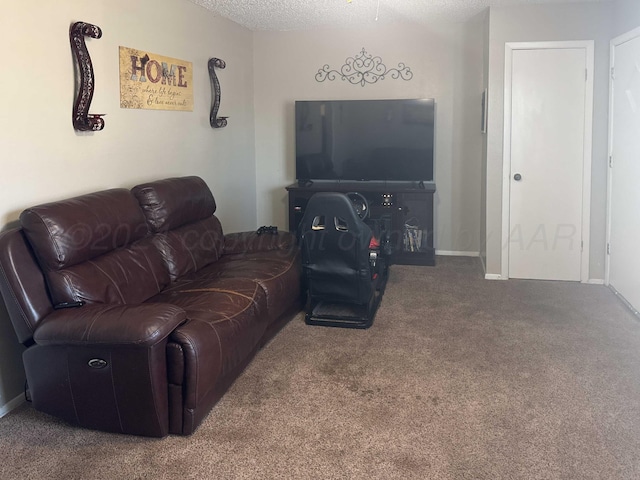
298 192 388 329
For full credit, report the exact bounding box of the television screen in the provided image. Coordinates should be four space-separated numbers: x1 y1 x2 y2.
295 99 434 182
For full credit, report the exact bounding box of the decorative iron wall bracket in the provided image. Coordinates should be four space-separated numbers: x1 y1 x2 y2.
316 48 413 87
208 57 228 128
70 21 104 131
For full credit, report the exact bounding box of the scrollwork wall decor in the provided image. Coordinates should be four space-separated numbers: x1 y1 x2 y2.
208 57 228 128
70 21 104 131
316 48 413 87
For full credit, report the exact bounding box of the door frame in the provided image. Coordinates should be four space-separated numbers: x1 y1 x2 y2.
501 41 594 282
605 26 640 286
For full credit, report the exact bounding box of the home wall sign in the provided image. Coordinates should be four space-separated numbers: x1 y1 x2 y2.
208 57 228 128
70 22 104 131
316 48 413 87
119 47 193 111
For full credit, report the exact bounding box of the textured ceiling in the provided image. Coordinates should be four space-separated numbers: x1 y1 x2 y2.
188 0 610 31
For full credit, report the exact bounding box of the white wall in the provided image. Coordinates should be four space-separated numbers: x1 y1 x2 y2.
0 0 255 413
484 2 614 279
613 0 640 36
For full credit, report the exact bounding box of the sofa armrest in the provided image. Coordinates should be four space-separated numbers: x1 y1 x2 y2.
34 303 186 347
26 303 187 437
223 231 297 255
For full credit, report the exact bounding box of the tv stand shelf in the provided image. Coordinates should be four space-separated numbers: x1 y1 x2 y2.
286 181 436 266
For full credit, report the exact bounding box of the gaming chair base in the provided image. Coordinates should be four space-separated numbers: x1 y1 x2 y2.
304 274 387 329
305 302 375 329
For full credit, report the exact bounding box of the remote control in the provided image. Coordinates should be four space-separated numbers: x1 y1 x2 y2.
257 226 278 235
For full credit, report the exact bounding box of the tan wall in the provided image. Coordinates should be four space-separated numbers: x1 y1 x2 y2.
480 12 491 271
0 0 255 413
253 21 485 255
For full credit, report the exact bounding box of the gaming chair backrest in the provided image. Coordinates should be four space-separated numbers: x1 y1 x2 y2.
298 192 373 305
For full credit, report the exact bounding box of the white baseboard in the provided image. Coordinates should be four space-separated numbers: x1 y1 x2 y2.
484 273 505 280
435 250 480 257
608 285 640 317
461 251 502 280
484 276 604 283
0 393 25 419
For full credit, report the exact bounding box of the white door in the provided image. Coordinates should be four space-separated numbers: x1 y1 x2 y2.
504 43 593 281
608 30 640 312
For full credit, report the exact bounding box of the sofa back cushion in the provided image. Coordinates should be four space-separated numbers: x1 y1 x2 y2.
20 189 170 305
132 177 225 281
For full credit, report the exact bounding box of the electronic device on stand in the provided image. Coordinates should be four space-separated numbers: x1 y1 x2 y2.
288 98 436 266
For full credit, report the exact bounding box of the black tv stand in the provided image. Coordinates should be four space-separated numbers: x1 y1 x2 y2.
286 181 436 266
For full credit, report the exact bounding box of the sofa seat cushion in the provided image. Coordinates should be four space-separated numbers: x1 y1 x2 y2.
148 277 269 417
173 249 301 322
151 277 267 324
221 251 302 321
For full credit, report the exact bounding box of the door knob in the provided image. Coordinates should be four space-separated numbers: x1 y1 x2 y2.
513 173 522 181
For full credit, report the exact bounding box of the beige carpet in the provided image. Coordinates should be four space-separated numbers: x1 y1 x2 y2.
2 257 640 479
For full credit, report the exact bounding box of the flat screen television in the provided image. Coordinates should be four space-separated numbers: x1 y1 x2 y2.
295 98 434 183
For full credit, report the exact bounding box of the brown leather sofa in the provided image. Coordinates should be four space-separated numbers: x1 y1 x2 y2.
0 176 301 437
